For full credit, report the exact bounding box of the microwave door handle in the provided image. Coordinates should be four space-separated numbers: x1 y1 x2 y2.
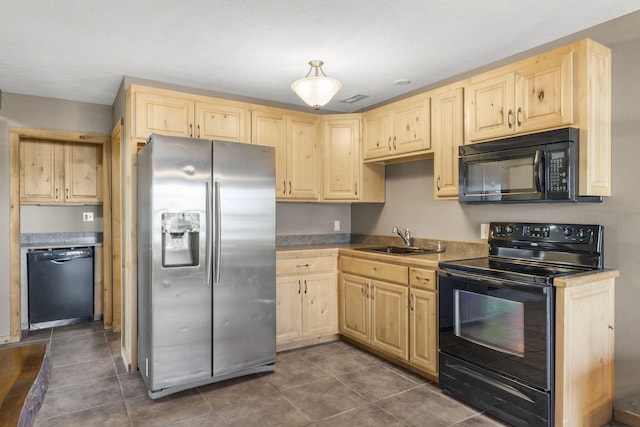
534 150 544 193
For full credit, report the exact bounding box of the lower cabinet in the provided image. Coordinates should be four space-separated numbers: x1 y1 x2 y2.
408 267 438 375
340 257 415 360
339 255 438 378
276 254 338 350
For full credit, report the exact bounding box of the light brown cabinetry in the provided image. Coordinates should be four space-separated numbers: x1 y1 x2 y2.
20 139 102 204
252 108 320 200
363 95 431 162
339 256 409 360
554 274 616 427
321 115 385 202
408 267 437 375
132 85 250 142
276 254 338 350
464 39 611 196
431 84 464 200
465 50 572 142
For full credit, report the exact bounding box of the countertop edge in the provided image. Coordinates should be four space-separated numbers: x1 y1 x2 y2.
553 269 620 288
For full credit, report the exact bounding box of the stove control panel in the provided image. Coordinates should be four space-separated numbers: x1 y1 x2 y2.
490 222 602 245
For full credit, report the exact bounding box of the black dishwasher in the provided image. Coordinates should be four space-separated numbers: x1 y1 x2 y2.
27 247 94 329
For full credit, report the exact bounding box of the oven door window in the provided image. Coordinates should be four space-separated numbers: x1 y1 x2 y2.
454 290 524 357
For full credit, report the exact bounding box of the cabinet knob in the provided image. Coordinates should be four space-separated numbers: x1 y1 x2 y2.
507 110 515 128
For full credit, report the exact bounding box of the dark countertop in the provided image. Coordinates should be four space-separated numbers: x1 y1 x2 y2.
20 233 102 248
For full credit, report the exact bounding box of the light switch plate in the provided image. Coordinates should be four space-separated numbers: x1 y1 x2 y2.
83 212 94 222
334 220 341 231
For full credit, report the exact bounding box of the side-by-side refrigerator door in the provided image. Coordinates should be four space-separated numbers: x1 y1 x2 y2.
211 140 276 377
147 135 213 392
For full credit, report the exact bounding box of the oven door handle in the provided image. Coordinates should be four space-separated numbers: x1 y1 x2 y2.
438 270 548 292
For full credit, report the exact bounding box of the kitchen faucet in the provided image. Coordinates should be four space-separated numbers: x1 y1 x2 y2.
393 226 412 247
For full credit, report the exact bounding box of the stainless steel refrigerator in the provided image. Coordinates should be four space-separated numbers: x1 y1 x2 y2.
137 134 276 399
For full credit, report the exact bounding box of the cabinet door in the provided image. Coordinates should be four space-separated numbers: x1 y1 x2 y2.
20 139 64 203
555 278 615 427
409 288 437 374
370 280 408 360
323 118 360 200
287 114 320 200
276 276 302 345
517 51 573 133
363 109 393 160
134 91 195 139
251 110 287 197
394 98 430 154
302 273 338 338
466 71 516 142
195 102 248 142
339 273 370 343
65 143 102 203
432 86 464 199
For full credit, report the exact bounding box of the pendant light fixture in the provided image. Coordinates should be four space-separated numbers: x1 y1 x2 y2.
291 60 342 110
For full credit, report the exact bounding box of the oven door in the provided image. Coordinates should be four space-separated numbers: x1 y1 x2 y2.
459 145 546 202
438 270 553 390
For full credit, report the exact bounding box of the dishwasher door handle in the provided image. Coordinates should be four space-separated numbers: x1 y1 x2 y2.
51 259 73 264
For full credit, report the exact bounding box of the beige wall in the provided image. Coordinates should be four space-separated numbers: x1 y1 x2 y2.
0 93 112 342
353 39 640 400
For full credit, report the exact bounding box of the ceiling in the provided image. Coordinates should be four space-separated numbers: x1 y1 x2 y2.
2 1 640 113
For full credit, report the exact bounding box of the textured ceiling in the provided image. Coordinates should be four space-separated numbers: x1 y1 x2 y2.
2 0 640 112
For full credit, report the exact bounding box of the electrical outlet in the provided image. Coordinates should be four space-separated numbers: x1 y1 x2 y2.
83 212 94 222
480 223 489 239
334 220 341 231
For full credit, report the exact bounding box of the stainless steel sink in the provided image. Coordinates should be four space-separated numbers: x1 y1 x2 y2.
354 246 445 256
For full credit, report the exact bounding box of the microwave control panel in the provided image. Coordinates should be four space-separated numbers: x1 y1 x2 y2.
548 150 569 192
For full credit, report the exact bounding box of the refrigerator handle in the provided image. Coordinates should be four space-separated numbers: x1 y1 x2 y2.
205 181 213 287
214 180 222 284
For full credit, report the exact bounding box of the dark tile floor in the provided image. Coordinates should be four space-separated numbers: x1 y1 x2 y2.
5 321 632 426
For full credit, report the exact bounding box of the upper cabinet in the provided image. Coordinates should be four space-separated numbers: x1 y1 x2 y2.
132 85 250 142
431 83 465 200
464 39 611 196
20 139 102 205
363 94 431 162
322 115 385 202
465 48 572 142
251 107 320 201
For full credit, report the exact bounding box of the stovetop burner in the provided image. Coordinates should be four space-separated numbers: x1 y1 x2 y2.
439 222 604 285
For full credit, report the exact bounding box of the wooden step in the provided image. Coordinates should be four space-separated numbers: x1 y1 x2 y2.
0 343 50 427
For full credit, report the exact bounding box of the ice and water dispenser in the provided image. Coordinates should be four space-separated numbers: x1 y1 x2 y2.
161 213 200 267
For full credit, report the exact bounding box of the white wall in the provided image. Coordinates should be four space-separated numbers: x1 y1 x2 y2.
0 93 112 342
353 39 640 400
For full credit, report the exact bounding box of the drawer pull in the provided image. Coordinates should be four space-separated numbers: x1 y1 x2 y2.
296 264 310 268
416 276 431 282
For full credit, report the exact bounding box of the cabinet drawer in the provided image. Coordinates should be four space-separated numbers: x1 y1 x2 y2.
409 267 436 291
277 256 335 275
340 256 407 284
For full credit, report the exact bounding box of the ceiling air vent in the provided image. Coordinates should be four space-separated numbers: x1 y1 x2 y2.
341 94 368 104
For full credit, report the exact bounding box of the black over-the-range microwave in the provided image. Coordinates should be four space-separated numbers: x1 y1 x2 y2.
458 127 602 203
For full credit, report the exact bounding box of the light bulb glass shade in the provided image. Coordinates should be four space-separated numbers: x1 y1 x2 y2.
291 76 342 109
